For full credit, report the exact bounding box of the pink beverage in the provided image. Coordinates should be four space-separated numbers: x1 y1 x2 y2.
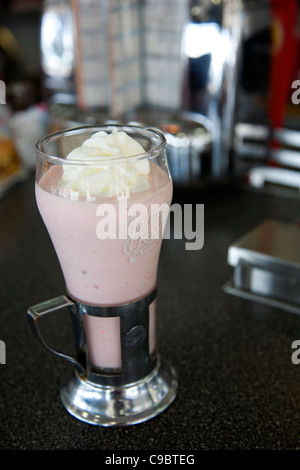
36 140 172 370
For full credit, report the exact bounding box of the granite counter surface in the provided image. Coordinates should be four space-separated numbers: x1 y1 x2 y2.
1 175 300 451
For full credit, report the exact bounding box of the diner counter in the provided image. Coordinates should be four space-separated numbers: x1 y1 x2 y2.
1 173 300 451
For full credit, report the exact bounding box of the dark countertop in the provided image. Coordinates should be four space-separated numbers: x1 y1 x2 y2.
1 173 300 451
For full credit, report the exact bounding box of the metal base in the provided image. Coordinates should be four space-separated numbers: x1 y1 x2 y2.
223 278 300 316
59 356 178 427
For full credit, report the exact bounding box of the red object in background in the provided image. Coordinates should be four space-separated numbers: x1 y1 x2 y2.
268 0 299 131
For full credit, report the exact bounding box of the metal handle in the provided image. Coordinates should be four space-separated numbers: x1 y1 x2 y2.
27 295 85 376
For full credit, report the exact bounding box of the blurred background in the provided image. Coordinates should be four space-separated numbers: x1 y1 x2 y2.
0 0 299 196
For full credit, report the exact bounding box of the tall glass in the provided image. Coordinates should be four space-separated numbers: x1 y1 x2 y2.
27 125 177 426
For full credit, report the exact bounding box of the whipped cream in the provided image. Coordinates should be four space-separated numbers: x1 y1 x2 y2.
58 130 150 200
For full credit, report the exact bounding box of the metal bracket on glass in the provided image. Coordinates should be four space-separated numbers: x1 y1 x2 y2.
27 295 86 376
76 288 158 386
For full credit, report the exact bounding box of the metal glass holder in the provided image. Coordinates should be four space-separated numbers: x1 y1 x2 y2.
27 289 178 427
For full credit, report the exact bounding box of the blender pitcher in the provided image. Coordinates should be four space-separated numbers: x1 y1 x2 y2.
27 124 177 426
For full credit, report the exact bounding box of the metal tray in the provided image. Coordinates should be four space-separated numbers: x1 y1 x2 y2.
223 219 300 315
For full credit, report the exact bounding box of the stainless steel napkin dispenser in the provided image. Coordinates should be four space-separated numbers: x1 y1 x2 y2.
223 219 300 315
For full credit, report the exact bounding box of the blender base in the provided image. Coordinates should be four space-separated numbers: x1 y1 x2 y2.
59 356 178 427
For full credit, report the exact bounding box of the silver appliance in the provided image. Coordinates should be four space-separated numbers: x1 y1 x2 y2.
40 0 246 185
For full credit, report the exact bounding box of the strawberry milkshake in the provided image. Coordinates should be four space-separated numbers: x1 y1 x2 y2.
35 127 172 370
